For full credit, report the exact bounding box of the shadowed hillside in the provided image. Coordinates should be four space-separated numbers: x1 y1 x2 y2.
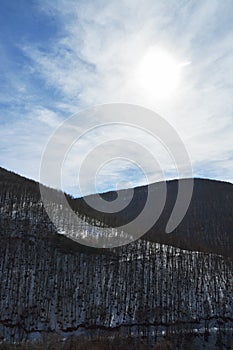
1 166 232 256
73 178 233 257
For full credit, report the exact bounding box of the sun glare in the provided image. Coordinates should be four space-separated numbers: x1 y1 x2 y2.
136 48 184 98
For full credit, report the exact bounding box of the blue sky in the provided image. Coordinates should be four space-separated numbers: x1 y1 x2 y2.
0 0 232 196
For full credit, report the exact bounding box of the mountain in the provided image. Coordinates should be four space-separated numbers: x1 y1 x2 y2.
1 166 232 256
74 178 233 257
0 166 232 347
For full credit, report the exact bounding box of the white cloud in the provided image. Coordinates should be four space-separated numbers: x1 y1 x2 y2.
1 0 233 194
0 106 63 181
36 108 62 128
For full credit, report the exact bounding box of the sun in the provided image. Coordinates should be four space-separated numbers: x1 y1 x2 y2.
136 48 183 98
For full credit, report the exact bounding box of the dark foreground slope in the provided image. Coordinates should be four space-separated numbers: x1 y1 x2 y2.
0 167 233 348
1 235 233 346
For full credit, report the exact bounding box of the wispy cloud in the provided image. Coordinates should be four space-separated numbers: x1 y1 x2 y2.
0 106 63 180
0 0 232 194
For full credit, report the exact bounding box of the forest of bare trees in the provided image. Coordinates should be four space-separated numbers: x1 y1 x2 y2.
0 167 232 348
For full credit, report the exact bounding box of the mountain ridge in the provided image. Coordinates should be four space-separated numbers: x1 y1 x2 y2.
0 166 232 257
1 165 232 196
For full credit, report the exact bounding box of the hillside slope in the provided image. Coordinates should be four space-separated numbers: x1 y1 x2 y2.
74 178 233 257
0 166 232 346
1 166 233 256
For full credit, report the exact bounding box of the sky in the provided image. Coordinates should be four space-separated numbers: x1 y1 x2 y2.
0 0 232 196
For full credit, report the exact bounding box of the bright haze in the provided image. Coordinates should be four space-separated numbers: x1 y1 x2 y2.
0 0 232 196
